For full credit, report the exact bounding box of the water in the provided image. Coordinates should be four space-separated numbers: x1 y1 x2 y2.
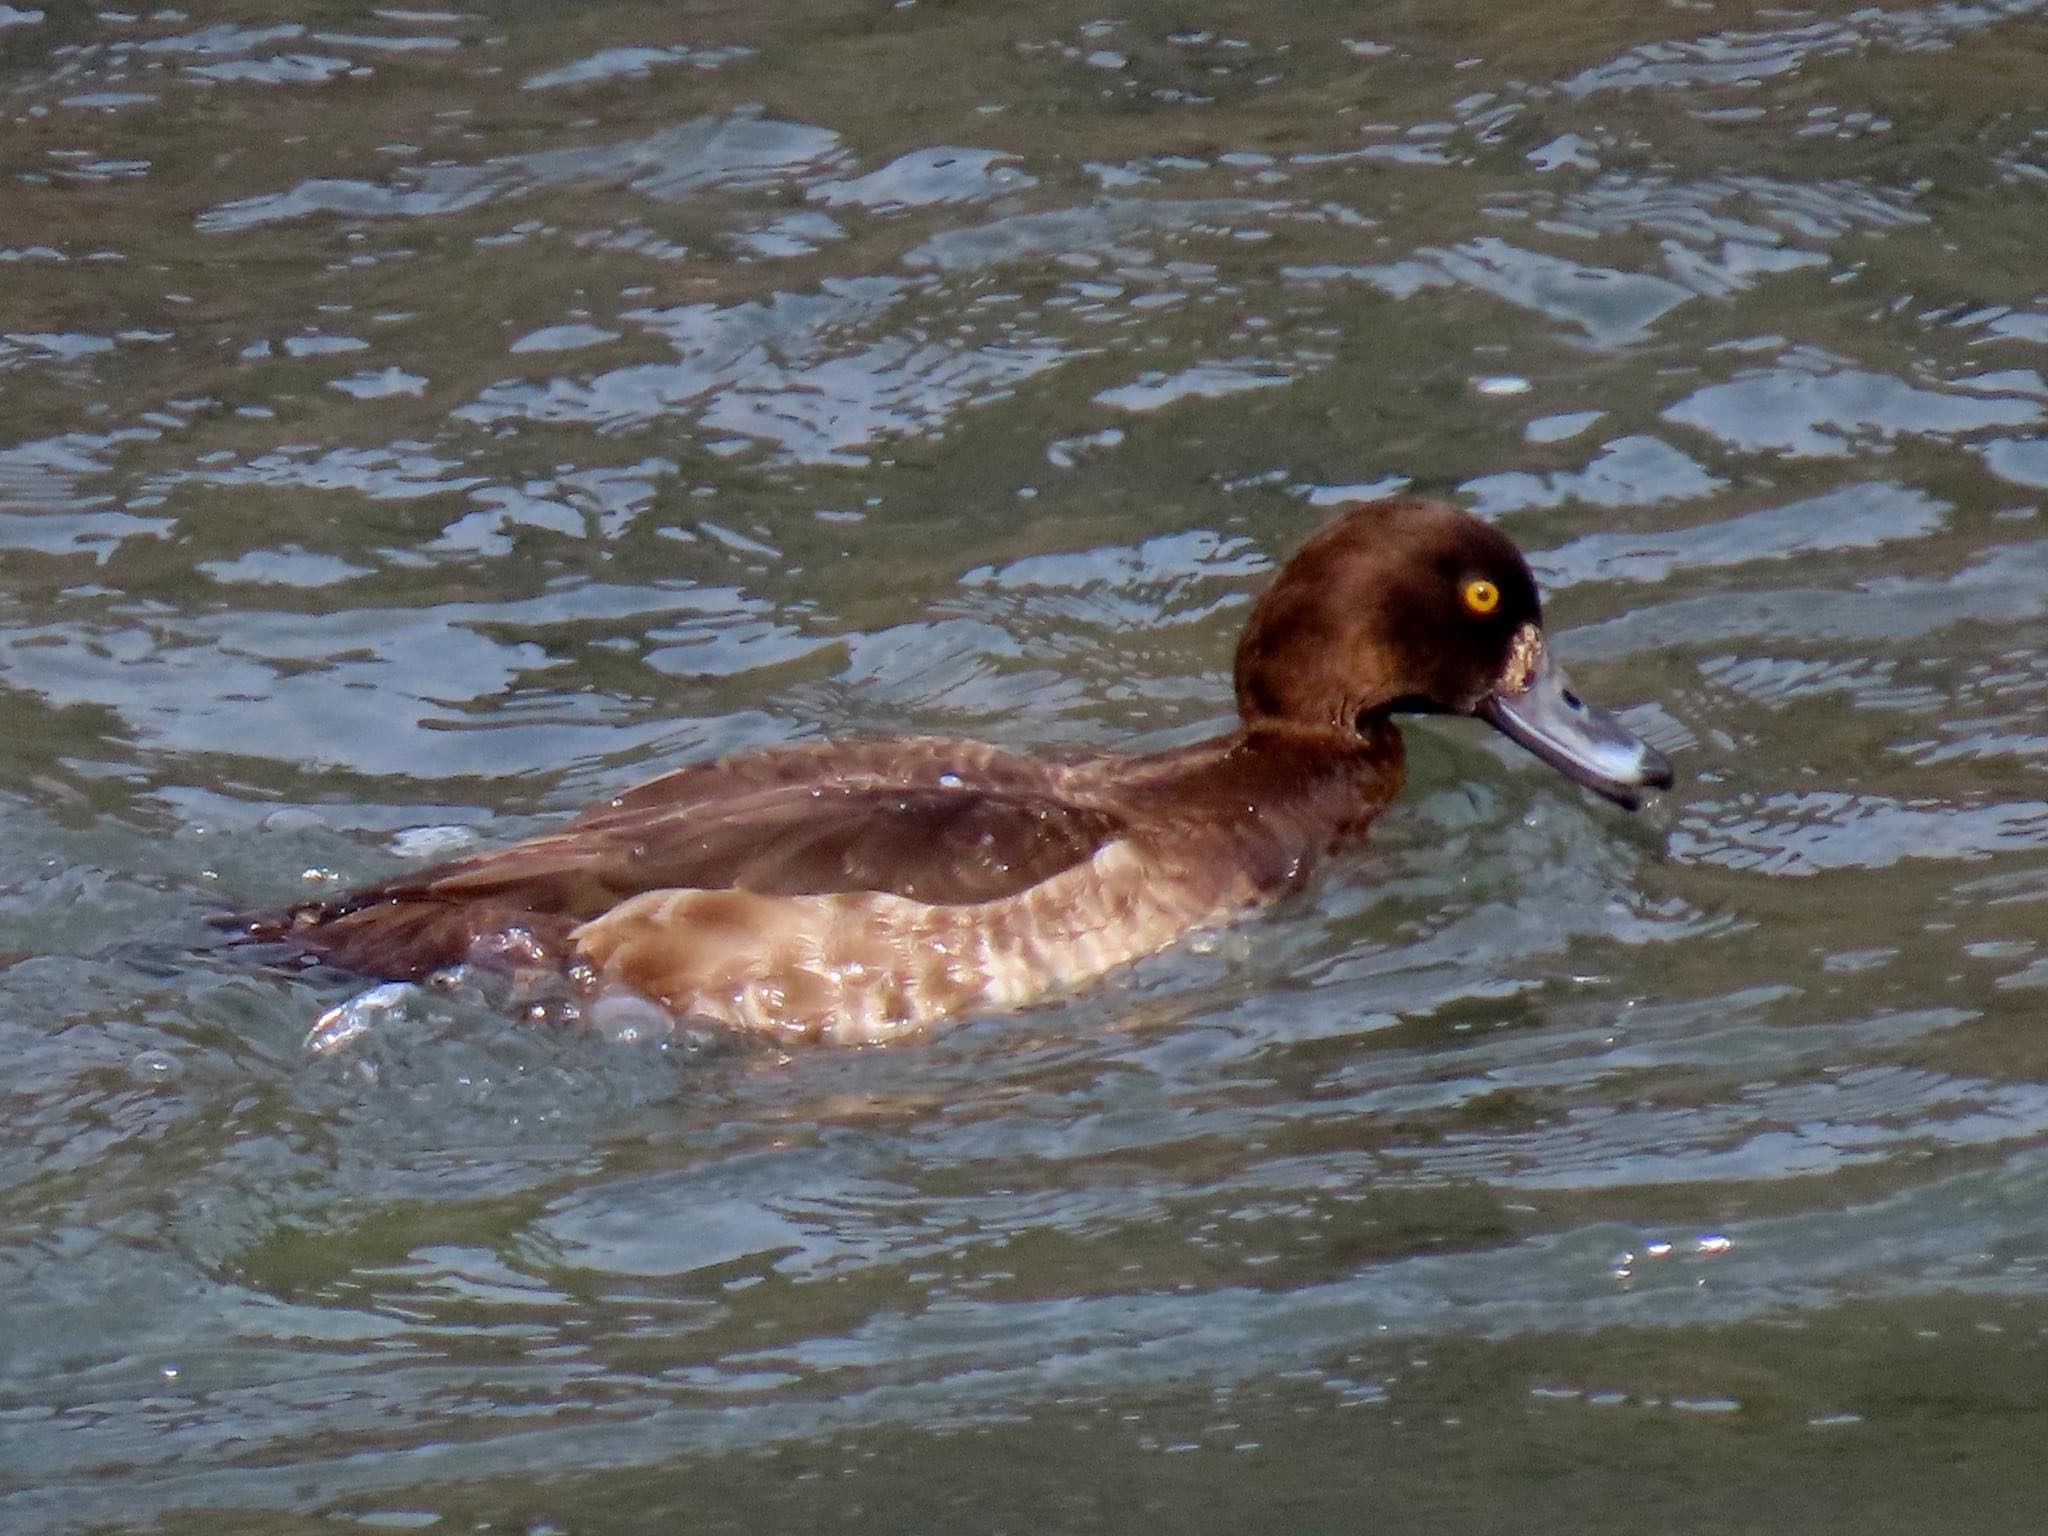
5 0 2048 1528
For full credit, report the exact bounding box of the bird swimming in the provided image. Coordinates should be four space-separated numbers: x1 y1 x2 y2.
233 497 1672 1044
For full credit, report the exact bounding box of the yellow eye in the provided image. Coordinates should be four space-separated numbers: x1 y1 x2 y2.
1462 578 1500 616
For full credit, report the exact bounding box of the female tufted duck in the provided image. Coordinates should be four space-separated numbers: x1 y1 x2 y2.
237 497 1672 1043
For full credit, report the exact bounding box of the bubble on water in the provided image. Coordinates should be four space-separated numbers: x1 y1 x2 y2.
388 824 477 859
304 981 418 1054
586 989 680 1045
128 1048 182 1085
260 806 326 833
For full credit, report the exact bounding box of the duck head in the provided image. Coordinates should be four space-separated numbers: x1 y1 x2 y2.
1233 496 1673 809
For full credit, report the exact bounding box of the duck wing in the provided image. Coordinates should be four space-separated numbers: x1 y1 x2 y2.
393 780 1127 911
236 745 1130 981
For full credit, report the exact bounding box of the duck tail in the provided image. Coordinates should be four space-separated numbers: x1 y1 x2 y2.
213 896 577 984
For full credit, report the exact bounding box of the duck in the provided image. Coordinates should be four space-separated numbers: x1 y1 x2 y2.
233 496 1672 1045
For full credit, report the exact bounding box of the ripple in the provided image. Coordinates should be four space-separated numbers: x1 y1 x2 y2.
904 198 1282 272
0 584 743 776
643 607 834 681
0 436 116 514
197 114 849 232
1094 362 1297 413
1887 649 2048 766
141 22 306 56
330 367 427 400
198 173 498 229
1503 173 1925 301
521 42 754 90
825 618 1082 724
726 210 847 260
4 331 116 362
167 443 483 501
15 1144 2048 1527
542 1167 910 1281
812 148 1036 211
1465 435 1723 518
198 548 375 588
1699 653 1944 715
185 53 358 86
508 323 621 355
1383 1059 2048 1191
1673 793 2048 875
1970 307 2048 346
0 435 172 559
1304 238 1693 346
1536 484 1950 588
1980 436 2048 489
960 528 1266 594
1326 992 1966 1108
1562 0 2048 98
307 31 462 56
458 280 1077 465
1665 360 2042 457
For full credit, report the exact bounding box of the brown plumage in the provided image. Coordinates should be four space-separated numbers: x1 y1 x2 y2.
231 497 1673 1044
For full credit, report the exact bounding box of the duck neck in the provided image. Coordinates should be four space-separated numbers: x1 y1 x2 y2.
1228 721 1407 893
1221 717 1404 809
1096 718 1403 900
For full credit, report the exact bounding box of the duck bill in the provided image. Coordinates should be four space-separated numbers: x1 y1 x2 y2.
1476 636 1673 811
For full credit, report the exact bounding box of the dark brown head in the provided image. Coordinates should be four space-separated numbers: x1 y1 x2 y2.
1233 497 1672 808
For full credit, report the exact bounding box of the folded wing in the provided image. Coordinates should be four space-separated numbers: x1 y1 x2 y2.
237 765 1129 981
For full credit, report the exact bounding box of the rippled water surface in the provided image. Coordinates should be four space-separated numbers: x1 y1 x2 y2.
7 1 2048 1529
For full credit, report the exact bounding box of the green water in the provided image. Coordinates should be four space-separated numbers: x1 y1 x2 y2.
5 0 2048 1529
